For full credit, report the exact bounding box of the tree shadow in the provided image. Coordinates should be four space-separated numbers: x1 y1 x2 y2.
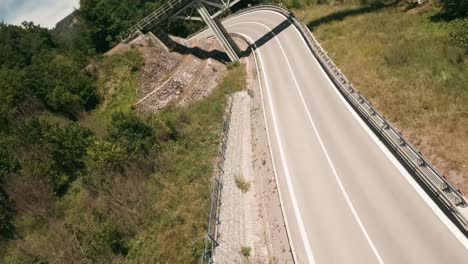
430 0 468 22
307 1 399 30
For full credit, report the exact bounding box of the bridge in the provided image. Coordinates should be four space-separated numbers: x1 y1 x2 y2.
122 0 242 62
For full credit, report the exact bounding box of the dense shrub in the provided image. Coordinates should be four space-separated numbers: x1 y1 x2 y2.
439 0 468 18
0 69 29 126
25 55 98 117
448 18 468 51
107 112 157 158
0 22 55 69
86 140 126 173
46 124 94 190
0 147 17 239
16 120 95 195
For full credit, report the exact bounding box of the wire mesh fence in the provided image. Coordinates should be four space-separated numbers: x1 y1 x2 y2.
201 95 234 264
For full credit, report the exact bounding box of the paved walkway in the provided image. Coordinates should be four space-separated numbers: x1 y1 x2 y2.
214 91 254 263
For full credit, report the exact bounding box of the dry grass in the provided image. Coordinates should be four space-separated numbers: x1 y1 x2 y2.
125 64 246 263
295 3 468 192
235 175 251 193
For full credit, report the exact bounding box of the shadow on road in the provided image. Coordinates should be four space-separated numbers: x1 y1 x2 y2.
155 13 294 61
152 2 397 63
250 18 292 50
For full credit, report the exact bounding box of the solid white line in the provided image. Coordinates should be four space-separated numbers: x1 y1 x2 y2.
266 11 468 250
223 9 468 250
248 35 299 264
234 32 316 264
287 17 468 250
229 21 385 264
195 7 468 260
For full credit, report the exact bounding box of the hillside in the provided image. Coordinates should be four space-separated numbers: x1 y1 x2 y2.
0 1 245 262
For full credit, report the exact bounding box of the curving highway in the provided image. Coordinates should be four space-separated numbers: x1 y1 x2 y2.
195 9 468 263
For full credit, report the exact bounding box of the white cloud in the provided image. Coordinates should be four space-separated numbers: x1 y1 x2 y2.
1 0 79 28
0 0 16 9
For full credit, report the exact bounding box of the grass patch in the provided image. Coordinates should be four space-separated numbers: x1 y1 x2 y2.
235 175 251 193
79 49 144 135
240 246 251 257
295 2 468 192
125 64 246 263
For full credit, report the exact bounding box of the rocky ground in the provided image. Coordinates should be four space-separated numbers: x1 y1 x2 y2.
112 32 228 112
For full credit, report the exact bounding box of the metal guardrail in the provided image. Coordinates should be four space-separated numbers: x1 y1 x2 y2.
194 5 467 264
232 4 468 228
292 9 468 227
201 95 234 264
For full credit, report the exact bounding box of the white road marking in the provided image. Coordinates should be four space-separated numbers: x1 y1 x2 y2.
229 21 386 264
247 35 299 264
224 9 468 250
238 32 316 264
273 12 468 250
195 8 468 261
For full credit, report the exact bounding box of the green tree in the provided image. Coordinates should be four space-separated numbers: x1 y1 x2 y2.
46 123 94 194
17 120 95 195
24 55 98 117
79 0 168 51
0 69 30 127
0 22 55 69
47 124 94 174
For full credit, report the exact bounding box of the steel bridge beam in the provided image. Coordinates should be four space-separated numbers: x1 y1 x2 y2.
195 2 240 62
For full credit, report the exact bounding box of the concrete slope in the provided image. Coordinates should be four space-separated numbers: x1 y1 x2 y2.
195 10 468 264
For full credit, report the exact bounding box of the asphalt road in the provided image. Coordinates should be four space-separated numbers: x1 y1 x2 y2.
196 9 468 263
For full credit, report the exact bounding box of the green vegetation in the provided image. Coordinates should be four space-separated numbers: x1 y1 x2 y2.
0 22 97 125
0 0 247 261
79 0 163 52
241 246 251 257
3 0 465 262
80 49 144 135
0 30 246 261
78 0 205 52
125 64 245 263
293 1 467 191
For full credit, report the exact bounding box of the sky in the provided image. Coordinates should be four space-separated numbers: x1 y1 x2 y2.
0 0 80 28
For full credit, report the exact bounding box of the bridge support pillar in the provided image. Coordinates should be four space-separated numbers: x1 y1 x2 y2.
196 2 240 62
